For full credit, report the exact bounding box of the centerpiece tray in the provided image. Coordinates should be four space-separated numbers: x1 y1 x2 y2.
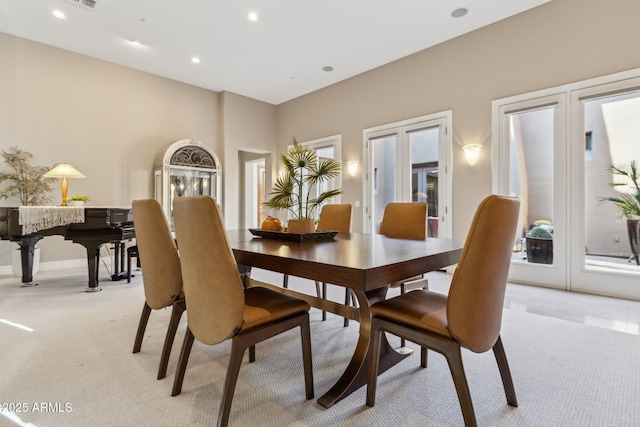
249 228 338 242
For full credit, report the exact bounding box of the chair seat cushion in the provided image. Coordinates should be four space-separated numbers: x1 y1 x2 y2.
371 290 451 339
241 287 311 331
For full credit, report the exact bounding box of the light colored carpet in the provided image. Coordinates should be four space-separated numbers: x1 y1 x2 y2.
1 267 639 427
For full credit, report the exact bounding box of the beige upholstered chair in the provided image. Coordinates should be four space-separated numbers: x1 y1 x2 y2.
379 202 427 240
366 195 520 426
316 203 352 233
171 195 314 427
316 204 352 323
283 204 352 323
131 199 185 380
372 202 429 340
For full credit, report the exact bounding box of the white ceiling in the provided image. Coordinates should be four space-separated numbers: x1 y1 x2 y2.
0 0 550 105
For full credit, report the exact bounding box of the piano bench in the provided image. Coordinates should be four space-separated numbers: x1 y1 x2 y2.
127 245 140 283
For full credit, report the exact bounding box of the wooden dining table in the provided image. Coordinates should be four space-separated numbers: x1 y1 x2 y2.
226 229 464 408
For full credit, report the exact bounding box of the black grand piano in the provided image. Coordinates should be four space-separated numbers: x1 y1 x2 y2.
0 207 135 291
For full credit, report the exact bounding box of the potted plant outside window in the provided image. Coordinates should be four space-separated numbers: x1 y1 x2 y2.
601 161 640 265
265 140 342 233
526 225 553 264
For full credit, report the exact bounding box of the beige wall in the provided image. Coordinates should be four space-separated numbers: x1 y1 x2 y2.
275 0 640 236
220 92 277 229
0 32 220 266
3 0 640 271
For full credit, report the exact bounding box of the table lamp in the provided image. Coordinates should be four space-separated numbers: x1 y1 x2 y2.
44 163 86 206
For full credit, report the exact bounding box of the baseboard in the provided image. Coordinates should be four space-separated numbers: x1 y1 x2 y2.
0 259 87 276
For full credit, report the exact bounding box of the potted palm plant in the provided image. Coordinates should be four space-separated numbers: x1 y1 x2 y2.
601 161 640 265
265 140 342 233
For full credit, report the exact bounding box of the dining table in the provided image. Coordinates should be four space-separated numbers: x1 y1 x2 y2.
226 229 464 408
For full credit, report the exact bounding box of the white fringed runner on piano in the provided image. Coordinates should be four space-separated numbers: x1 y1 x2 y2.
18 206 85 235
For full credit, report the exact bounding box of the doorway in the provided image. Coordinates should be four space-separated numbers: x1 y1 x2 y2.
241 153 267 229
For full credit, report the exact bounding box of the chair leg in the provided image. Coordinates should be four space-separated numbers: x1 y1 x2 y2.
300 313 315 399
248 345 256 363
283 274 289 288
343 289 351 327
444 345 477 427
132 303 152 353
314 280 327 321
322 282 327 321
218 337 248 427
420 346 428 368
400 284 406 348
127 252 132 283
157 300 186 380
492 336 518 407
171 327 195 396
315 280 327 321
365 320 384 407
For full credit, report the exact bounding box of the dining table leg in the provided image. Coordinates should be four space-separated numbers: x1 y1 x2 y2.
316 286 411 408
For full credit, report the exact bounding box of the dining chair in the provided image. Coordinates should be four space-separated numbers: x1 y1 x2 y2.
283 203 352 324
131 199 185 380
371 202 429 341
366 195 520 427
171 195 314 427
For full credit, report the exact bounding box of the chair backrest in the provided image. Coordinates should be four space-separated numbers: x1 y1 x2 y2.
379 202 427 239
317 204 352 233
131 199 182 310
446 195 520 353
173 195 245 345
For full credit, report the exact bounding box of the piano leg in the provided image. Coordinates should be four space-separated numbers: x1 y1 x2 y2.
17 236 44 286
110 240 129 281
75 241 104 292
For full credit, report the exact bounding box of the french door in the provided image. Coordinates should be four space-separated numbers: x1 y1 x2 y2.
363 112 452 238
493 94 568 289
494 71 640 298
569 79 640 298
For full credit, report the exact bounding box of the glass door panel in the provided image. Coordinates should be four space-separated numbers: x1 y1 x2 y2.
370 134 398 233
508 108 555 265
571 88 640 297
495 95 567 289
409 126 439 236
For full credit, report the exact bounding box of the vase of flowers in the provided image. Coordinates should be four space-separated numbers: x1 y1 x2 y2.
265 139 342 233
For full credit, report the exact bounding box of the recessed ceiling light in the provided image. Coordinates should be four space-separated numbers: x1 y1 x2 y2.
247 12 259 22
191 57 201 64
51 9 67 19
322 66 334 72
451 8 468 18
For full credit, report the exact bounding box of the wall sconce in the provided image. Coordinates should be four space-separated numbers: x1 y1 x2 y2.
463 144 481 166
347 160 359 177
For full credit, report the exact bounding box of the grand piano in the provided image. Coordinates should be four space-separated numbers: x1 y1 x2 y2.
0 207 135 291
